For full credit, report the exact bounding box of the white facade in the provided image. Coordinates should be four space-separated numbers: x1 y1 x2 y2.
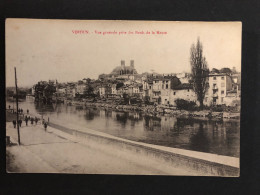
31 86 35 95
76 84 86 95
99 87 107 97
111 84 117 95
204 73 233 106
161 88 197 106
142 80 153 98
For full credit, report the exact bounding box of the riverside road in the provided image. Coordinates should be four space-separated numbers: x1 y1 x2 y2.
6 122 198 175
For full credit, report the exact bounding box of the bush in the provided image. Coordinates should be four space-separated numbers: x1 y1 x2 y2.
211 106 224 112
175 99 197 111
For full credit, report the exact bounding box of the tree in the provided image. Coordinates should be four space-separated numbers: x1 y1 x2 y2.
175 99 196 111
190 38 209 109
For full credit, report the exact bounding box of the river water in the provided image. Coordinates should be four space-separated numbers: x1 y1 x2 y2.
7 98 240 157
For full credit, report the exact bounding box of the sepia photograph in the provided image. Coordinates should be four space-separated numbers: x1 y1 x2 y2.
5 19 241 176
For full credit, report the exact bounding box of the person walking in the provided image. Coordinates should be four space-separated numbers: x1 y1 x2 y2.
27 109 29 114
12 120 16 128
44 122 48 131
35 117 38 125
25 117 28 126
31 117 34 125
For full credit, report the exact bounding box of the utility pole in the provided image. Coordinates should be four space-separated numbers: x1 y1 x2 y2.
15 67 21 145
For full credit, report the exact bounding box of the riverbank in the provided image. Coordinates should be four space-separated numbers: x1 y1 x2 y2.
6 122 200 175
67 100 240 120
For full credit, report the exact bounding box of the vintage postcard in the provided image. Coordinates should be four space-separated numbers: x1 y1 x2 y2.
6 19 241 176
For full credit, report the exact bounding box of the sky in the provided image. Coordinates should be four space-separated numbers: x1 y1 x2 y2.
6 19 241 87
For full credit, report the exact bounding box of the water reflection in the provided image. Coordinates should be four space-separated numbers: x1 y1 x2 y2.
144 116 161 131
11 100 240 157
85 109 95 120
189 122 210 153
115 112 128 127
34 101 55 113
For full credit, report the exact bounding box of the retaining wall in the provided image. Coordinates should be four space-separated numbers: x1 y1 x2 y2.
49 122 239 176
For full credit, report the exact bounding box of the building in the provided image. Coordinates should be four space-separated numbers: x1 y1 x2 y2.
127 83 142 97
99 84 112 98
111 84 117 95
111 60 137 76
161 83 196 106
98 60 138 81
204 73 239 106
142 78 153 100
76 80 86 95
143 74 182 104
99 86 106 98
66 83 76 98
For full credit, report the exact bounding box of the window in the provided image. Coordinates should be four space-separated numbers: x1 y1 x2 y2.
149 86 151 89
213 84 217 89
166 84 168 89
221 76 224 80
221 83 225 87
221 90 224 95
213 77 216 80
173 92 176 95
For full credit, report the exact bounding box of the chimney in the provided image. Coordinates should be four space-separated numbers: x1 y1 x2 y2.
121 60 125 68
232 66 237 73
130 60 134 68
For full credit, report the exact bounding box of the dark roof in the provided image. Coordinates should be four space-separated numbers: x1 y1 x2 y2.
111 66 138 75
172 83 193 90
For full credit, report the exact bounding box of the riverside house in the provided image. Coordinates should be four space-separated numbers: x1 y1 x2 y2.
204 72 240 106
161 83 197 106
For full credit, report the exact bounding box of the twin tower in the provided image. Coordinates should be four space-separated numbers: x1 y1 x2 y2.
121 60 134 68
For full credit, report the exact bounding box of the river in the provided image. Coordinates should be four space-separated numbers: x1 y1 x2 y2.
7 98 240 157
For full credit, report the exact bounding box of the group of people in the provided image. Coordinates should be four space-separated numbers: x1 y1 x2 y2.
11 108 48 131
12 117 48 131
8 105 29 115
24 115 39 125
12 119 23 128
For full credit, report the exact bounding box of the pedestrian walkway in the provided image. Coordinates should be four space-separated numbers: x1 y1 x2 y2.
6 122 197 175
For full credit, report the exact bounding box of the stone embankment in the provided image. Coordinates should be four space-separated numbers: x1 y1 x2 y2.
67 100 240 120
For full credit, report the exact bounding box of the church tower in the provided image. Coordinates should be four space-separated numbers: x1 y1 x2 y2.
130 60 134 68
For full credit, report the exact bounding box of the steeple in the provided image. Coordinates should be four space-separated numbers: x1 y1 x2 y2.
130 60 134 68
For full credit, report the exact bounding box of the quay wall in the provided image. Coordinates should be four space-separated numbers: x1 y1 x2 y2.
49 122 239 177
